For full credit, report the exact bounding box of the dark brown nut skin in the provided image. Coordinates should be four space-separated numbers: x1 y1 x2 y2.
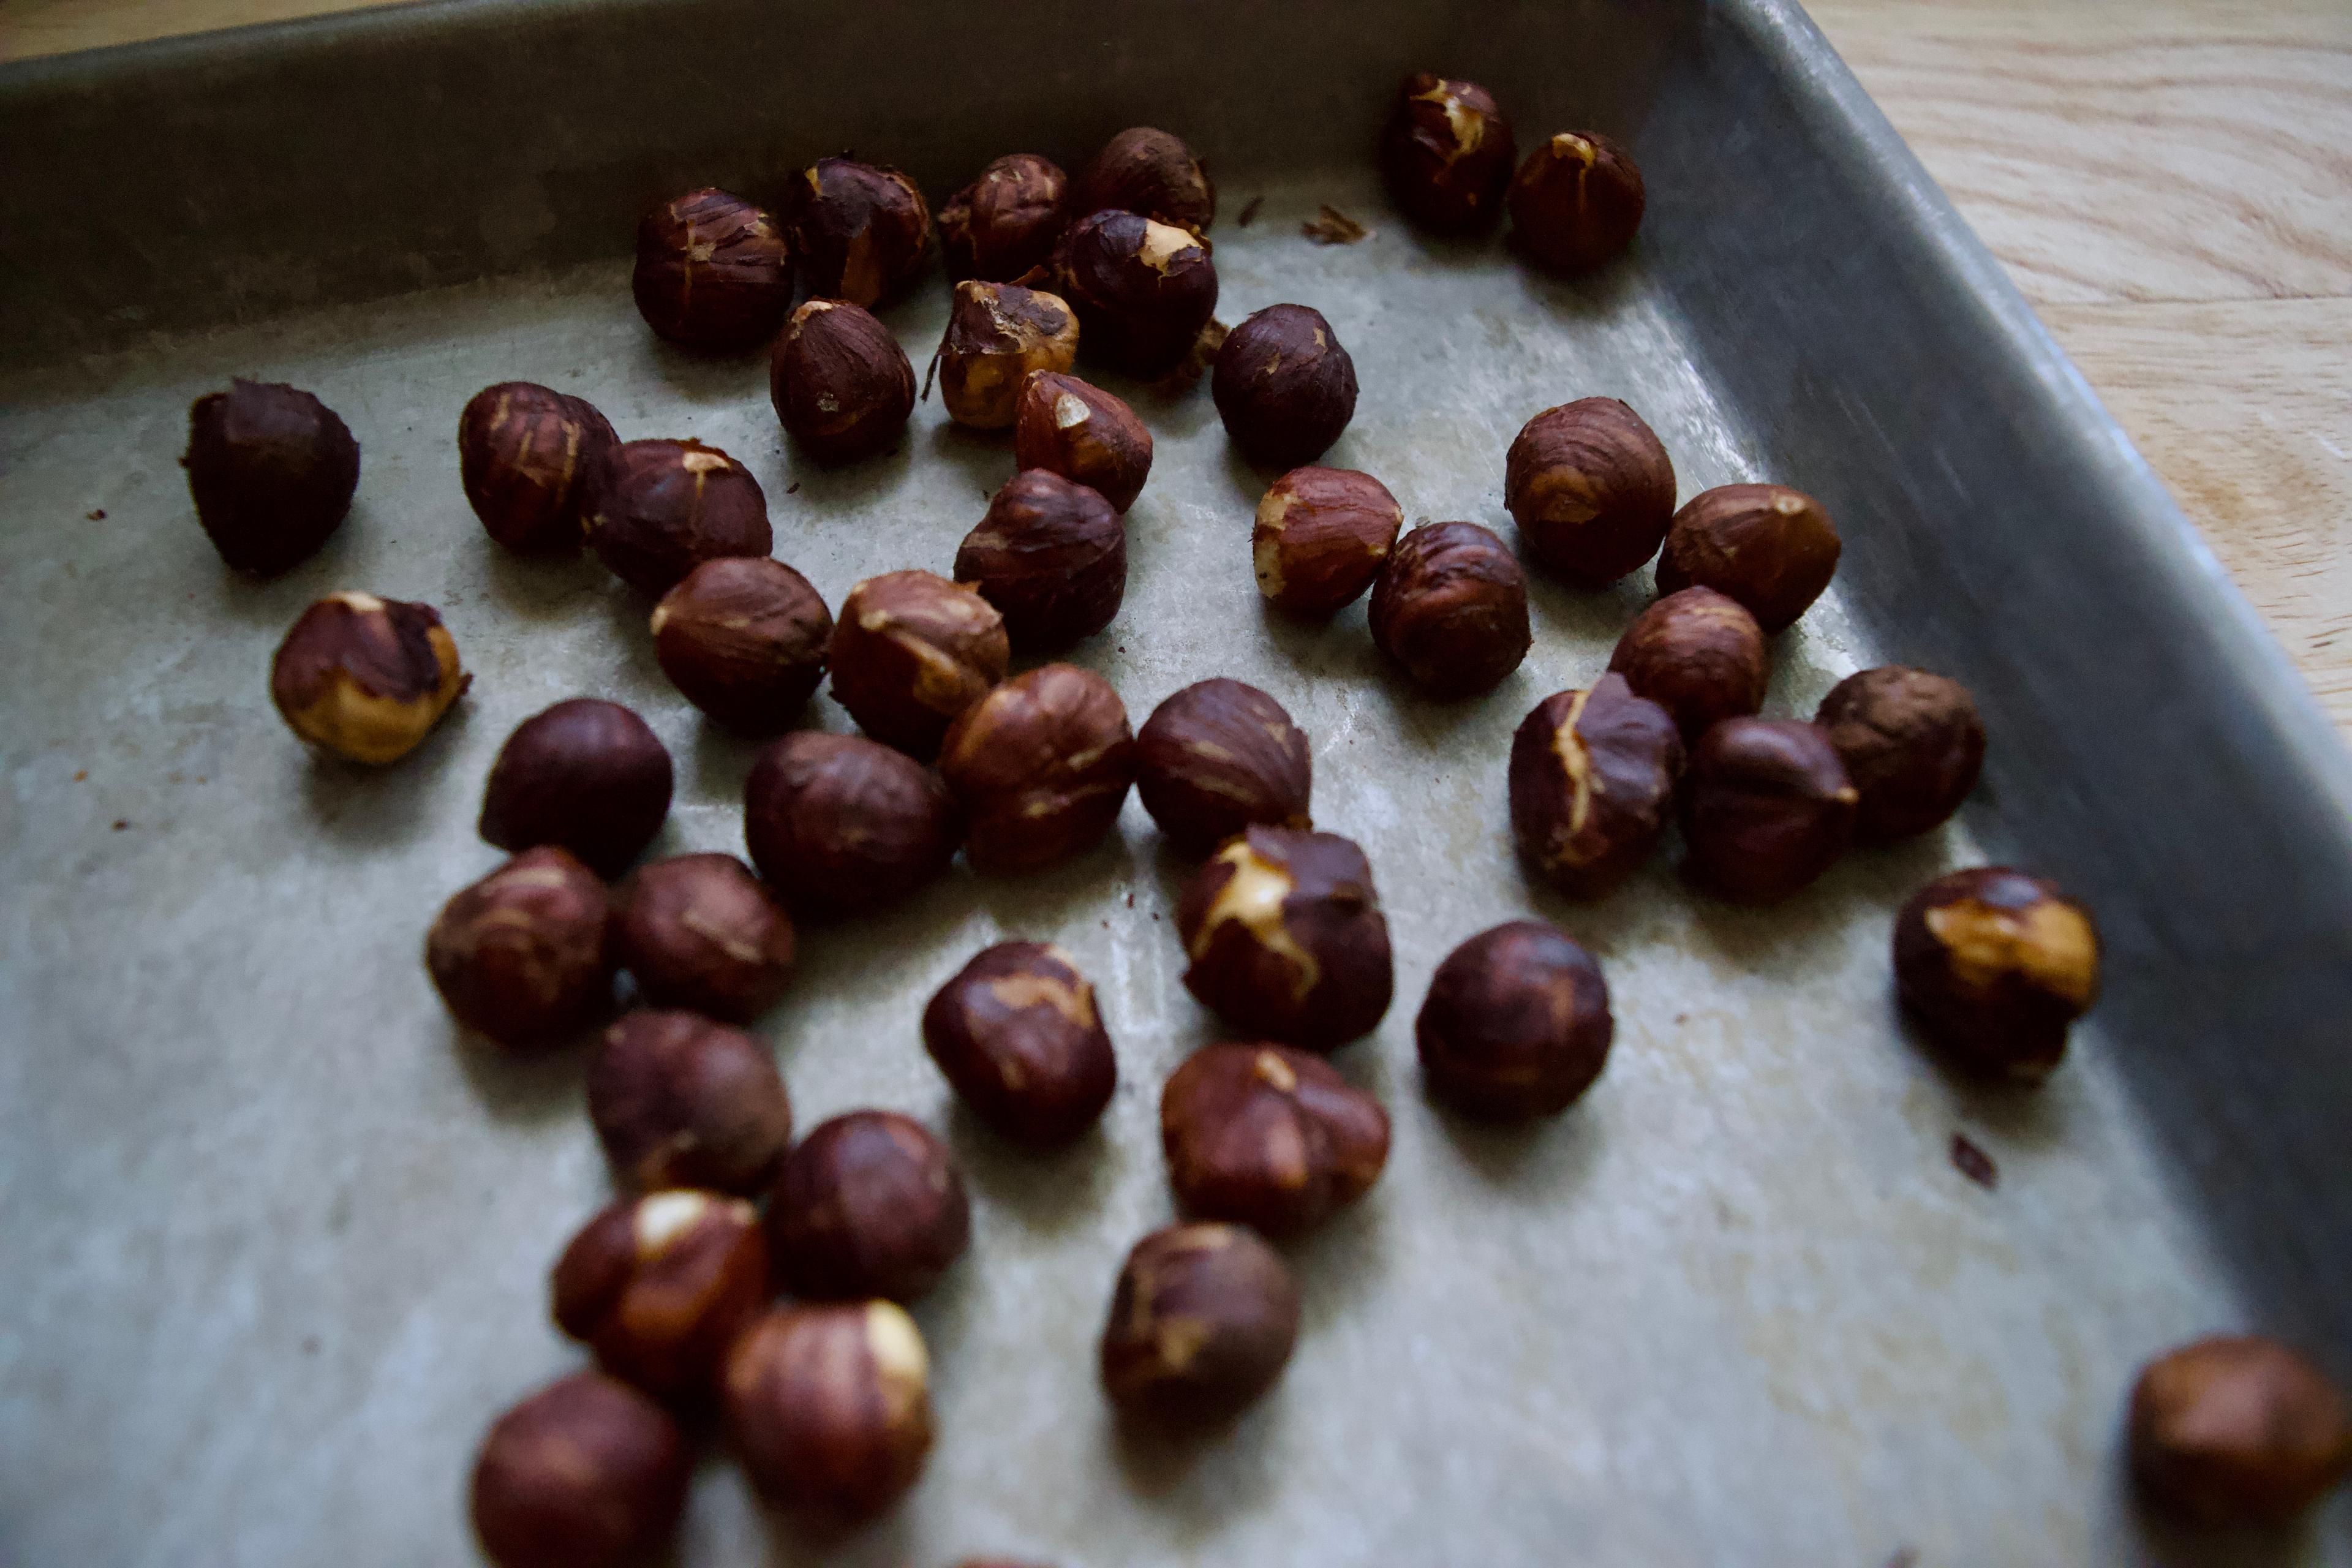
584 438 772 595
1379 74 1517 233
1074 127 1216 235
1012 371 1153 513
425 846 616 1047
725 1302 934 1521
938 281 1080 430
589 1009 794 1196
921 941 1117 1147
458 382 618 551
768 1110 970 1303
613 853 795 1022
1417 921 1613 1120
1175 826 1393 1050
270 592 467 764
829 570 1009 757
480 698 674 876
1655 484 1842 633
1368 521 1532 698
783 157 933 307
630 187 791 350
183 379 359 575
1679 718 1856 904
470 1371 690 1568
1508 130 1645 274
1136 679 1312 853
1607 586 1769 740
770 299 917 466
1100 1222 1298 1423
955 470 1128 651
650 556 832 733
2129 1335 2352 1526
940 153 1071 284
1502 398 1676 587
1253 466 1402 617
742 732 960 914
1815 666 1986 843
1508 673 1684 900
551 1189 772 1400
1211 304 1359 468
1893 866 2100 1082
1161 1042 1390 1235
938 663 1137 875
1054 209 1220 376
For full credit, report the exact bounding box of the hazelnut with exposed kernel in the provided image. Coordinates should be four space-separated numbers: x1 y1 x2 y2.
1074 127 1216 234
631 187 791 349
270 592 467 764
1608 586 1768 739
1212 304 1358 467
1893 866 2100 1082
1253 466 1401 617
725 1302 935 1521
458 382 617 551
1054 209 1219 376
938 281 1079 429
479 698 674 876
551 1189 771 1398
1509 673 1684 900
1656 484 1841 632
470 1371 690 1568
613 853 794 1021
1161 1042 1389 1234
742 732 961 914
828 570 1009 756
941 153 1071 283
1136 679 1312 853
2129 1335 2352 1526
1379 74 1517 232
769 1111 970 1303
1417 921 1613 1120
650 556 832 733
1509 131 1645 273
1504 398 1676 587
1175 825 1393 1049
585 439 772 594
1368 521 1531 698
955 470 1128 651
425 846 616 1047
1012 371 1153 512
1815 666 1985 842
922 941 1117 1146
770 300 917 466
785 157 932 307
1100 1222 1299 1423
1680 718 1857 903
589 1009 794 1196
183 379 359 575
938 663 1137 875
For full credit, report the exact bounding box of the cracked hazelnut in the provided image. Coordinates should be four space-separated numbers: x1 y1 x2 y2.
1212 304 1358 468
1074 127 1215 235
941 153 1070 283
955 470 1127 650
614 853 794 1021
1055 209 1219 375
743 733 960 913
769 1110 970 1303
584 439 772 595
1176 826 1392 1050
1679 718 1856 904
458 382 617 551
480 698 674 876
1417 921 1613 1120
1656 484 1841 633
1380 74 1517 232
829 570 1009 756
426 846 615 1047
589 1009 793 1196
630 187 791 349
1893 866 2100 1082
725 1302 934 1521
650 556 832 733
1509 130 1645 273
770 299 917 466
938 281 1080 430
551 1189 771 1399
1100 1222 1298 1423
1608 586 1768 739
1253 466 1401 617
183 379 359 575
938 663 1136 875
470 1371 689 1568
922 941 1116 1146
270 592 467 764
1161 1042 1389 1234
1509 673 1684 900
1136 679 1312 853
1815 666 1985 843
2130 1335 2352 1526
1503 398 1676 587
784 157 933 307
1012 371 1153 512
1368 521 1531 698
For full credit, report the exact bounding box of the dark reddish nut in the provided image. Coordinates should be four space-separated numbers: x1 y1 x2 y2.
1502 398 1676 587
769 1110 970 1303
270 592 467 764
630 187 791 349
770 299 917 466
940 153 1071 283
457 382 618 551
954 470 1128 651
1211 303 1358 468
2129 1335 2352 1526
1253 466 1402 617
1074 127 1216 235
183 379 359 575
1815 666 1986 843
725 1302 934 1521
1054 209 1219 376
828 570 1008 756
1417 920 1613 1120
742 733 960 914
1508 673 1684 900
1012 371 1153 513
1099 1222 1298 1423
784 157 933 307
1655 484 1841 633
1679 718 1856 904
1161 1042 1389 1234
1368 521 1531 698
1893 866 2100 1082
613 853 794 1021
1508 130 1645 273
480 698 674 876
1175 826 1393 1050
1136 679 1312 853
650 557 832 733
470 1371 690 1568
551 1189 771 1399
921 941 1117 1146
589 1009 793 1196
938 281 1080 430
1379 73 1517 232
1607 586 1769 740
938 663 1136 875
425 846 615 1047
584 439 772 595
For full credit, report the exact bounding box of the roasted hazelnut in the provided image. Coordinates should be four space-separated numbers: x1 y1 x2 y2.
480 698 674 876
1417 921 1613 1120
1253 466 1401 617
769 299 917 466
938 663 1137 875
1508 673 1684 900
183 379 360 575
1161 1042 1389 1234
1074 127 1216 235
584 438 772 595
650 556 832 733
1136 679 1312 853
1815 666 1985 843
784 156 933 307
769 1110 970 1303
1502 398 1676 587
1679 718 1856 903
726 1302 933 1520
470 1371 690 1568
1607 586 1768 739
1054 209 1219 376
1508 130 1645 274
426 847 615 1047
828 570 1009 756
954 470 1127 651
614 853 794 1021
1893 866 2100 1082
1012 371 1153 512
1656 484 1841 633
1175 826 1393 1050
940 153 1071 283
1212 304 1359 468
1100 1222 1299 1423
2129 1335 2352 1526
742 732 960 913
938 281 1080 430
270 592 467 764
1379 74 1517 233
922 941 1116 1147
630 187 791 349
457 382 618 551
1368 521 1531 698
589 1009 794 1196
551 1189 771 1399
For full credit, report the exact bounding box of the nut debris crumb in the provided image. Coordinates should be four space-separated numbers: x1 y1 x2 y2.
1949 1133 1998 1189
1302 205 1368 244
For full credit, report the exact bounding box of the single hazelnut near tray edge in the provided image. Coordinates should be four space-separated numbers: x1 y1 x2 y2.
1253 466 1403 617
584 438 772 595
479 698 674 877
1379 73 1518 233
1012 370 1154 513
1368 521 1532 698
1175 825 1393 1050
1073 126 1216 235
771 299 918 466
270 592 467 764
458 381 617 551
938 281 1080 430
650 556 833 734
1608 586 1769 739
425 846 616 1048
1815 665 1986 843
1212 303 1359 469
1161 1042 1390 1235
1509 130 1645 274
1679 717 1858 904
829 570 1009 757
769 1110 970 1303
470 1371 690 1568
1894 865 2101 1082
725 1301 935 1521
938 663 1137 875
589 1009 794 1196
954 469 1128 651
551 1189 771 1399
1504 398 1676 587
742 732 962 913
1656 483 1842 633
921 941 1117 1147
2129 1335 2352 1526
1417 920 1613 1120
1136 677 1313 853
630 187 791 350
613 852 794 1022
784 157 933 307
183 379 360 576
1100 1222 1300 1423
941 153 1071 284
1509 673 1685 901
1054 209 1219 376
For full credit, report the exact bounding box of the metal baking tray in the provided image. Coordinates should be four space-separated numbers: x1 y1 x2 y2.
4 1 2348 1562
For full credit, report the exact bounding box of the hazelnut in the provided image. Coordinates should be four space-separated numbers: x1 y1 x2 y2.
769 298 917 466
938 663 1137 875
1211 304 1359 468
1379 74 1517 232
269 592 467 764
183 379 359 575
649 556 832 733
1368 521 1531 698
630 188 790 349
457 382 618 551
1508 673 1684 900
424 847 616 1048
470 1371 689 1568
1054 209 1219 376
1508 130 1645 274
1417 920 1613 1120
1502 398 1676 587
1679 718 1856 904
1136 678 1313 853
784 156 933 306
1607 586 1768 739
613 853 794 1021
1161 1042 1389 1234
1252 466 1402 617
742 732 961 914
1175 826 1393 1050
1099 1222 1299 1423
921 941 1117 1147
941 153 1070 283
584 438 772 595
1815 666 1985 843
2129 1335 2352 1526
1073 127 1216 235
479 698 674 876
725 1302 934 1521
954 470 1128 651
1656 484 1841 633
1893 866 2100 1082
769 1110 970 1303
1012 370 1153 513
829 570 1009 756
551 1189 771 1399
589 1009 794 1196
938 281 1080 430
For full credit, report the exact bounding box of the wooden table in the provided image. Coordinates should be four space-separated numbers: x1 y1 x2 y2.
6 0 2348 732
